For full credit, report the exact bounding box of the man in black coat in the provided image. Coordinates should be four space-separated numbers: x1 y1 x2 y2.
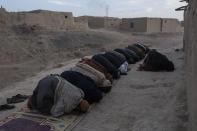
102 53 128 75
127 45 145 59
27 75 59 114
124 48 140 62
134 43 150 54
28 74 90 115
106 51 127 64
92 54 120 79
102 53 122 69
114 49 135 64
60 71 102 104
138 50 174 71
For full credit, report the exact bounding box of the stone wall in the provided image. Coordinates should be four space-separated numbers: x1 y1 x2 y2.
184 0 197 130
0 8 88 31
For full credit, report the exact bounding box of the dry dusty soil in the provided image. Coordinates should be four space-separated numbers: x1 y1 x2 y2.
0 26 187 131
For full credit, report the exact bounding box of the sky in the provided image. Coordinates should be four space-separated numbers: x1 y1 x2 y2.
1 0 186 20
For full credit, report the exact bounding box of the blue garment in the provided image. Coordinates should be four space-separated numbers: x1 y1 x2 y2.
119 61 129 74
60 71 102 104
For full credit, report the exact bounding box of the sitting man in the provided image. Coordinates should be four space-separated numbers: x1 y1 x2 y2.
138 50 175 72
28 74 89 117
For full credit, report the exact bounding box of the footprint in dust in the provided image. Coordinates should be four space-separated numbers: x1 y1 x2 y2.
161 82 175 87
129 84 156 89
152 78 157 82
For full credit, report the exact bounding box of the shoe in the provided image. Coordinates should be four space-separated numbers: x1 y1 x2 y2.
99 86 112 93
7 97 25 104
7 94 30 104
0 104 15 111
120 72 127 75
15 94 30 99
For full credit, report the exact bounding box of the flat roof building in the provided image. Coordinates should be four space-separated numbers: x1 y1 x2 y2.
0 8 88 30
81 16 121 30
120 17 182 33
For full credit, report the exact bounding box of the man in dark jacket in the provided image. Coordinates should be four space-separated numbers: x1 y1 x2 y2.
114 49 135 64
124 48 140 62
134 43 146 52
106 51 127 64
134 43 150 54
60 71 103 104
102 53 122 69
92 54 120 79
28 75 59 114
138 50 175 71
102 53 129 75
28 74 90 116
127 45 145 59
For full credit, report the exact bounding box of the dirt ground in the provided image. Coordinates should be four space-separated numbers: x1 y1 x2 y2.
72 35 187 131
0 25 182 89
0 26 187 130
0 25 137 89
